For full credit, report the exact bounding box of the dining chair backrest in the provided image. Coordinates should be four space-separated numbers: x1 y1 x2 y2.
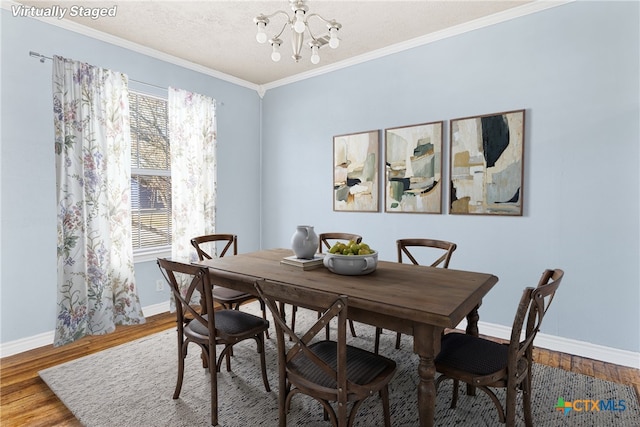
255 280 350 416
254 278 396 426
396 238 457 268
509 269 564 369
157 258 215 337
191 233 237 261
318 232 363 253
375 238 458 354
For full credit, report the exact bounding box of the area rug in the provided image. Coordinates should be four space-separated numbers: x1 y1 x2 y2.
40 302 639 426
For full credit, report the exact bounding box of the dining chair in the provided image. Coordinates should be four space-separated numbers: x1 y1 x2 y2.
434 269 564 427
191 233 269 338
374 238 457 353
157 258 271 426
288 232 362 341
254 278 397 427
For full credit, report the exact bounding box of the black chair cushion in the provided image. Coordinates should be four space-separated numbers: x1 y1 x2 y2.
187 310 268 337
290 340 396 388
436 333 508 376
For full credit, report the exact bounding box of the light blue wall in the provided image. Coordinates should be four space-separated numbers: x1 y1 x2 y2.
261 1 640 352
0 10 262 343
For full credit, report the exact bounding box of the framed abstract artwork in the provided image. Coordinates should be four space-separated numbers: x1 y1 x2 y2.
333 130 379 212
450 109 525 216
384 121 443 213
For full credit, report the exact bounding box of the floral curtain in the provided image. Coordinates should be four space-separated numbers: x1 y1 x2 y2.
53 56 145 346
168 87 217 272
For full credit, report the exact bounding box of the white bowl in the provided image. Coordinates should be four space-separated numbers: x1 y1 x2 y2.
323 251 378 275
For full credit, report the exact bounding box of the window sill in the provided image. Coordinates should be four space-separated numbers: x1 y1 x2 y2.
133 247 172 264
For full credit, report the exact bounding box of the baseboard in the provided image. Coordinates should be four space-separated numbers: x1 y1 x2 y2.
456 319 639 369
2 307 638 369
0 302 171 358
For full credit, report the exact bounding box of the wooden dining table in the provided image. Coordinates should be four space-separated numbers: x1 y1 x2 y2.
197 248 498 427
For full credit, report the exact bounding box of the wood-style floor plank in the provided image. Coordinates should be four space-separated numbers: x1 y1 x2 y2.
1 312 638 426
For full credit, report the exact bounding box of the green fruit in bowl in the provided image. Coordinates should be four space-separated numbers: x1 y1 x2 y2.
329 240 375 256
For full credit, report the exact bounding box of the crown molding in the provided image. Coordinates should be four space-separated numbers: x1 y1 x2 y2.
260 0 574 92
2 1 260 92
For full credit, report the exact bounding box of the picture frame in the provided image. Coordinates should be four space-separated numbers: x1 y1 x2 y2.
384 121 443 213
333 130 379 212
450 109 525 216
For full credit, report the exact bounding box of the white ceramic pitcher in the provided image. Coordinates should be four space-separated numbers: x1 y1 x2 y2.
291 225 319 259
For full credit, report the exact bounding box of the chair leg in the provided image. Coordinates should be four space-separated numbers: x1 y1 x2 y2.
348 320 357 337
200 349 209 369
257 334 271 392
209 343 218 427
523 375 533 427
289 305 298 341
291 305 297 334
505 384 517 427
260 299 270 339
451 379 459 408
214 345 235 374
174 340 187 399
374 327 382 354
395 332 401 349
225 348 232 372
380 385 391 427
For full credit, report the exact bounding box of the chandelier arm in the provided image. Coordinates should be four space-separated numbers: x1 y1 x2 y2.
272 22 289 40
304 13 341 41
260 10 291 22
304 13 332 25
305 24 321 43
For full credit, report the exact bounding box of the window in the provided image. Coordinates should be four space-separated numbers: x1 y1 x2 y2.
129 91 172 257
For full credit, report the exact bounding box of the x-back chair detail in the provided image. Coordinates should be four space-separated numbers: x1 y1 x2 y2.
374 238 457 353
191 233 269 338
158 258 271 426
255 278 397 427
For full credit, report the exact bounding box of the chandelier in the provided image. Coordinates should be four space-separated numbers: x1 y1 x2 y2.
253 0 342 64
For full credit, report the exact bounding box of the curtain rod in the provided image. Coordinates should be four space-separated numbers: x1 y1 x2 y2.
29 51 167 92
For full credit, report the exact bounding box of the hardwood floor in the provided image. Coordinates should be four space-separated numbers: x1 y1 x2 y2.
1 313 175 427
1 312 639 426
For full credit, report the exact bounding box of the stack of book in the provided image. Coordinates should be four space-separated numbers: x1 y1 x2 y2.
280 254 325 270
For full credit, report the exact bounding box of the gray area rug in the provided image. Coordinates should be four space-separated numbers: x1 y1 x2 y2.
40 302 639 426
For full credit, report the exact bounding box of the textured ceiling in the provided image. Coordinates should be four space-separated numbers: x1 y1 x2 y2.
13 1 557 87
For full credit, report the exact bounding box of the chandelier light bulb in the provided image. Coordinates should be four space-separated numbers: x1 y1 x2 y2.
310 44 320 64
256 22 267 43
293 10 306 33
271 41 282 62
329 27 339 49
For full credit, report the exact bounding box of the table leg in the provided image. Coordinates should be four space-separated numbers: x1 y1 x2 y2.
413 324 441 427
465 304 481 396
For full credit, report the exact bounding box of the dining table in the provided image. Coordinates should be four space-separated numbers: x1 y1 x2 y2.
197 248 499 427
